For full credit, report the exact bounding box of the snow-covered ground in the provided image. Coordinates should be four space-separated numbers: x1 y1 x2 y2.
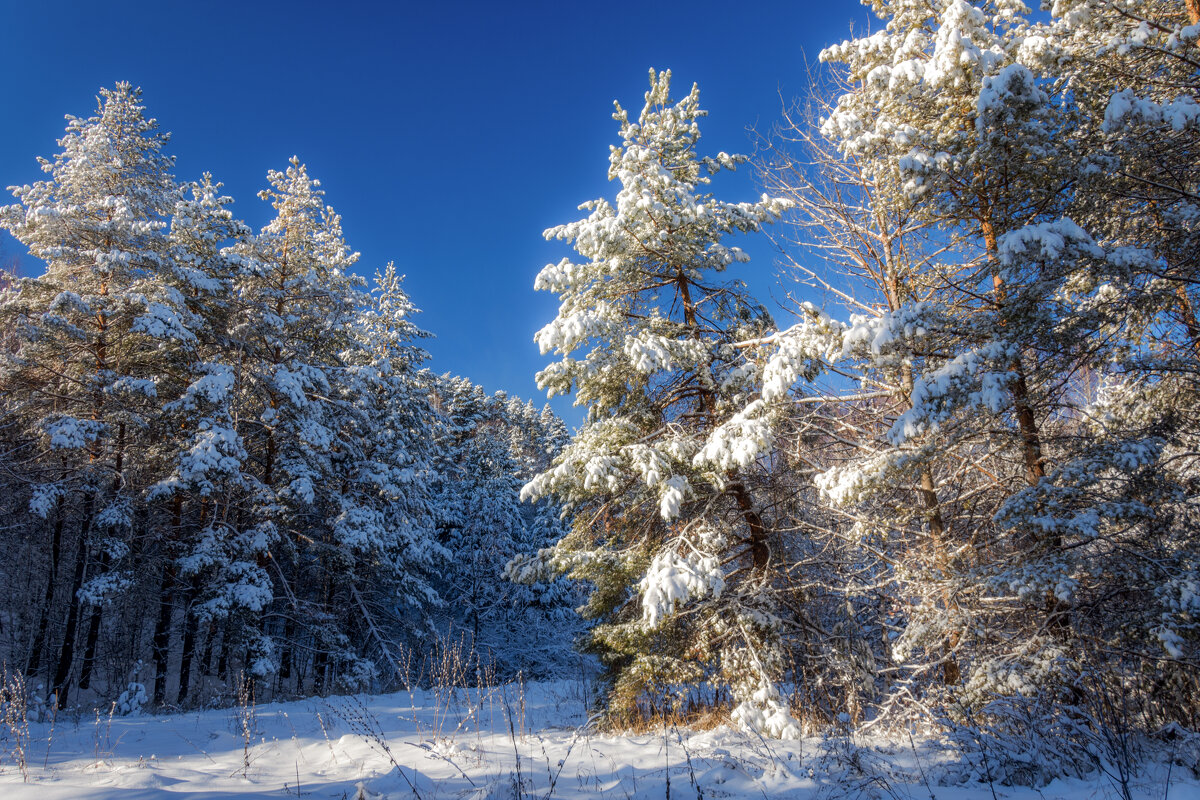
0 681 1194 799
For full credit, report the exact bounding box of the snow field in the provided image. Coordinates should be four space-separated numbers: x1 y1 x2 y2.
1 681 1195 799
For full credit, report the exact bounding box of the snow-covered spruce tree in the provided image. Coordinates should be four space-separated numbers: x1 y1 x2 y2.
433 378 527 646
332 263 445 683
0 84 180 705
432 377 581 678
519 69 796 734
501 398 584 678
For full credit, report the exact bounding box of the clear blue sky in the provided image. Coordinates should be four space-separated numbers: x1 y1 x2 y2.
0 0 870 426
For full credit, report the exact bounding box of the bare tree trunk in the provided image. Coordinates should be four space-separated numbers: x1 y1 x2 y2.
27 504 65 678
152 562 176 705
52 493 94 706
76 549 109 690
982 219 1046 488
217 627 230 684
279 615 295 690
176 577 200 706
728 481 770 572
312 576 333 695
201 621 216 677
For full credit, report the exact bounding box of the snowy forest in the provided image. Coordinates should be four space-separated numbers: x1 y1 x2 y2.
2 0 1199 797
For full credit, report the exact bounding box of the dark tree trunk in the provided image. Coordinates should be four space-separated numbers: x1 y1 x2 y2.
76 606 102 690
279 615 295 691
312 648 327 695
217 626 230 684
52 494 94 706
201 621 216 677
313 575 335 694
77 549 111 690
176 577 200 706
152 561 176 705
82 419 126 691
27 507 65 678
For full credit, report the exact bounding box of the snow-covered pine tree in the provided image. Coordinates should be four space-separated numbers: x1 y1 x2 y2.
433 378 526 644
0 84 180 704
764 0 1200 728
146 174 255 705
520 69 797 735
1037 0 1200 352
332 263 445 685
1006 0 1200 721
743 87 974 722
432 377 580 678
209 161 450 695
804 0 1089 706
0 85 517 708
500 396 584 677
228 157 369 687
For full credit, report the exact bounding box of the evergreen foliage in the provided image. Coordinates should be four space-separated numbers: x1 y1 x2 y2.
520 69 799 735
1 3 1197 762
0 85 577 708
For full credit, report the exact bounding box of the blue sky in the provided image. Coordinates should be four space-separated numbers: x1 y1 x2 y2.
0 0 870 426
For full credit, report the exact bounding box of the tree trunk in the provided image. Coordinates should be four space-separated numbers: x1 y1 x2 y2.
27 506 65 678
982 217 1068 636
152 561 176 705
78 545 115 691
312 648 327 695
1172 282 1200 351
217 627 230 684
1011 368 1046 486
728 481 770 572
1149 203 1200 351
981 218 1046 489
176 577 200 706
677 265 773 576
52 493 94 706
885 242 962 684
899 355 961 685
279 615 295 689
81 410 125 691
77 610 102 690
201 621 217 677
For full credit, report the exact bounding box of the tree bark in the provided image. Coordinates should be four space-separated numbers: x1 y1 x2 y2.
152 561 176 705
27 505 65 678
77 550 109 691
279 614 295 690
981 218 1046 488
728 481 770 572
217 627 230 684
52 493 93 706
176 577 200 706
